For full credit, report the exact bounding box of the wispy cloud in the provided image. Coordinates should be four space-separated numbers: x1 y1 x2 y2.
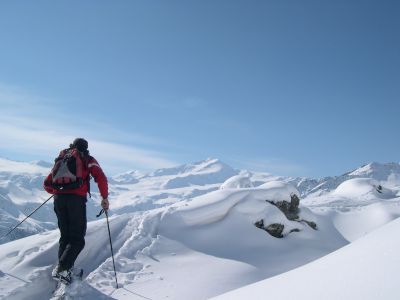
0 84 178 174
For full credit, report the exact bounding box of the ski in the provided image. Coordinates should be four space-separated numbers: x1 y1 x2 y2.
51 268 83 300
50 281 68 300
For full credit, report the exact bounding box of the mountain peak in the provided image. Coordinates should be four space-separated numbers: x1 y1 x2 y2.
30 160 53 168
0 157 50 174
111 170 143 184
348 162 400 178
150 158 234 177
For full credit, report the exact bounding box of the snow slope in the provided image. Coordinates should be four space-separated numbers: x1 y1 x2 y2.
0 182 348 300
0 158 236 244
291 162 400 197
212 216 400 300
1 158 400 300
302 177 400 241
0 159 58 243
1 158 399 244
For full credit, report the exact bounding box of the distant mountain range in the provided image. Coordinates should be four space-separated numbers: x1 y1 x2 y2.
286 162 400 197
0 157 399 244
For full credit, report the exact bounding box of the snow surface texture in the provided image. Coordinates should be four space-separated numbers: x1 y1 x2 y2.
0 158 235 244
219 172 253 189
0 158 400 299
212 216 400 300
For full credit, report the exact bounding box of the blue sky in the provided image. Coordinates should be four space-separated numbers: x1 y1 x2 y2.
0 0 398 177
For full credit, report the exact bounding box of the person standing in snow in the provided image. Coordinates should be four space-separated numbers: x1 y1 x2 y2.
43 138 109 283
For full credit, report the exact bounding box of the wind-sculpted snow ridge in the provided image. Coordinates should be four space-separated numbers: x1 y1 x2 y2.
2 157 400 244
302 177 400 242
212 216 400 300
282 162 400 197
107 182 348 300
220 173 253 189
0 181 348 300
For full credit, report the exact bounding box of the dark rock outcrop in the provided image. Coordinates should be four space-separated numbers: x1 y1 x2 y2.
255 193 317 238
265 223 285 238
267 193 300 220
255 219 285 238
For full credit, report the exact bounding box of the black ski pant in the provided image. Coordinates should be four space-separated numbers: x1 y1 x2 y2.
54 194 87 271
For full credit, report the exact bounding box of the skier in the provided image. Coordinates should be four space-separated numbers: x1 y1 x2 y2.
44 138 109 284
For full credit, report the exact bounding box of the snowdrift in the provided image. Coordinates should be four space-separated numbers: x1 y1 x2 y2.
333 178 396 199
107 182 347 299
219 173 253 189
0 181 348 300
212 216 400 300
302 178 400 242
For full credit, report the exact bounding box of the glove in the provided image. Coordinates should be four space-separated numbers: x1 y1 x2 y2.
101 198 109 210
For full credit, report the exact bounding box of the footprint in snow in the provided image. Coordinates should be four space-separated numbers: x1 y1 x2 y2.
23 247 39 256
6 251 19 258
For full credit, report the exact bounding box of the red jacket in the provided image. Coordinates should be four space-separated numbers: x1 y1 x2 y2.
44 155 108 199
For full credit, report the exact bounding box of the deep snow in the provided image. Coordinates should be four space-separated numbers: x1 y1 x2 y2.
0 158 400 299
212 216 400 300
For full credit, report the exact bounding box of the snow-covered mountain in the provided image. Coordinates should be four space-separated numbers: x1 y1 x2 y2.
0 158 105 244
0 180 349 300
0 158 239 243
1 158 399 244
0 157 400 299
0 158 57 243
285 161 400 197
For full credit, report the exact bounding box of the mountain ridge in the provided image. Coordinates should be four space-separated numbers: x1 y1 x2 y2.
1 157 399 244
0 157 400 299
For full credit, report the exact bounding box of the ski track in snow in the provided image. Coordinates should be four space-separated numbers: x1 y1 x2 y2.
86 211 163 294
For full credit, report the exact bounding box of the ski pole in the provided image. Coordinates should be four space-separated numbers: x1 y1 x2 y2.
97 208 119 289
0 194 54 241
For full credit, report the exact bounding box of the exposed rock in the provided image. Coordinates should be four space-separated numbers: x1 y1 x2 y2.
299 219 318 230
258 193 318 236
266 193 300 220
265 223 285 238
254 219 265 229
254 219 299 238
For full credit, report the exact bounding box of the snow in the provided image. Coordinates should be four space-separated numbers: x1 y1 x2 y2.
0 180 348 299
212 216 400 300
333 178 396 199
107 183 346 299
161 158 238 189
0 157 400 300
220 173 254 189
0 158 50 175
302 177 400 242
348 162 400 181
